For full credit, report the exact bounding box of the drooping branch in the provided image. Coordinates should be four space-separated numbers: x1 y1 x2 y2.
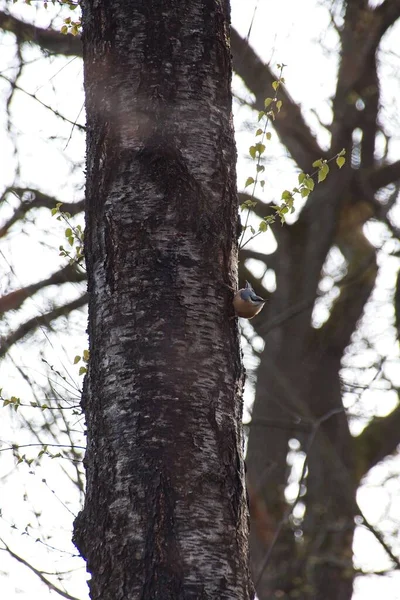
0 293 88 358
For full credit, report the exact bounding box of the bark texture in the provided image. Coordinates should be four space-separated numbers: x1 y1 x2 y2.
73 1 253 599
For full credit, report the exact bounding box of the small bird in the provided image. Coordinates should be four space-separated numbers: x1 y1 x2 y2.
233 281 266 319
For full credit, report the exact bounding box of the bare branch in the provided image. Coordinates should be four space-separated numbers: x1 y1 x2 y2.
0 293 88 358
357 508 400 569
0 187 84 238
0 73 85 130
375 0 400 36
0 538 81 600
0 11 82 57
244 417 312 433
0 443 85 453
368 160 400 191
0 264 86 313
355 405 400 477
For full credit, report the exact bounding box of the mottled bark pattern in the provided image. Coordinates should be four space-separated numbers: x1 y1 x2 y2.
73 1 253 599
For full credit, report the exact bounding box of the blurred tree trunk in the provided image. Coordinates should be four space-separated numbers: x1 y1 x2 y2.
73 1 253 599
232 2 400 598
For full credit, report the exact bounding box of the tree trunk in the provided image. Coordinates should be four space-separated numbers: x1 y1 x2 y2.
246 172 378 599
73 1 254 599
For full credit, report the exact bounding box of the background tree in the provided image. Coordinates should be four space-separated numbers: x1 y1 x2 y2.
231 3 400 598
0 1 400 599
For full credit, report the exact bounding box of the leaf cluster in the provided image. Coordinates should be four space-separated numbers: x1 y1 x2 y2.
52 202 85 268
73 349 89 376
239 64 346 249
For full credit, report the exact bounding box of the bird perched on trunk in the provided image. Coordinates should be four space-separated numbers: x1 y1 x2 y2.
233 281 265 319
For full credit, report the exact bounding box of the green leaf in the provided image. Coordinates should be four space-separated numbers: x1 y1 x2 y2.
264 97 273 108
258 111 265 122
281 190 292 200
83 349 90 362
245 177 254 188
249 146 256 159
318 163 329 182
65 228 72 238
260 180 265 189
243 199 257 208
272 81 279 91
74 355 81 364
312 159 323 168
336 156 345 169
276 100 282 112
301 188 311 198
304 177 315 191
298 172 306 184
79 366 87 376
61 25 68 35
256 164 265 173
259 221 268 232
266 132 272 140
254 142 266 155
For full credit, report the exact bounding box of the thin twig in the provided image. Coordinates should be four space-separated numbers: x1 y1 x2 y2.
0 539 82 600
